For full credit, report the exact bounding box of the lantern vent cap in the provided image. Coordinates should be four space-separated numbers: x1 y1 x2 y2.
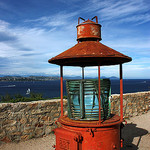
77 17 102 41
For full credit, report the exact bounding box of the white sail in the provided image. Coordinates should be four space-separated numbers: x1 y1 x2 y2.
26 88 30 95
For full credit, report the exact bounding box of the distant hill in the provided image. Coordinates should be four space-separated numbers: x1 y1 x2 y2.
109 76 119 80
0 75 119 81
0 76 59 81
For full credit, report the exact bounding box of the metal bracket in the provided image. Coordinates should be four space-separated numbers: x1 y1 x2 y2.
74 133 83 143
86 128 97 137
91 16 98 23
78 17 85 24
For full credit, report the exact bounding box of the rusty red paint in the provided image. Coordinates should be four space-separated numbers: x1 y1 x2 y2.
120 139 123 148
49 16 132 150
60 66 63 117
59 115 121 128
48 16 132 67
77 19 101 41
98 66 101 124
120 64 123 121
54 123 121 150
48 41 132 66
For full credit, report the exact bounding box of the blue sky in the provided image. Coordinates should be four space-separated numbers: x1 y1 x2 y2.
0 0 150 79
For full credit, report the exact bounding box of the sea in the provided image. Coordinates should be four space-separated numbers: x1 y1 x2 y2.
0 79 150 100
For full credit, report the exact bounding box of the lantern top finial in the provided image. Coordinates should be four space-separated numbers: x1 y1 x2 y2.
77 17 102 42
48 16 132 67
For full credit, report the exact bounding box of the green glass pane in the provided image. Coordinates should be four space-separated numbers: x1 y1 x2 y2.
66 79 111 120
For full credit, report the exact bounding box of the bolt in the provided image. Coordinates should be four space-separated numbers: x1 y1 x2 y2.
112 145 117 149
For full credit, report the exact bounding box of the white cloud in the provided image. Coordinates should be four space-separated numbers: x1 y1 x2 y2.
0 20 10 30
119 13 150 25
83 0 150 24
25 11 79 28
0 0 150 78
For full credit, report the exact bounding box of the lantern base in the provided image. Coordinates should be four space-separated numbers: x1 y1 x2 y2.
58 114 121 128
53 115 122 150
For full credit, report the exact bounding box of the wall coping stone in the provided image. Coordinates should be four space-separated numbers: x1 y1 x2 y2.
0 99 67 105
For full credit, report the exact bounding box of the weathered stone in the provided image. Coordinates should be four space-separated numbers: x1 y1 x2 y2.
43 121 53 126
20 117 27 124
21 135 31 141
29 117 39 125
31 109 43 115
23 128 34 134
0 130 5 138
128 103 133 106
1 136 11 143
35 123 44 127
45 126 52 135
24 124 31 128
10 131 21 136
13 104 27 112
0 104 11 112
5 126 17 132
28 103 38 108
41 116 50 121
0 112 8 119
10 135 21 142
3 120 16 126
35 128 44 137
53 113 59 117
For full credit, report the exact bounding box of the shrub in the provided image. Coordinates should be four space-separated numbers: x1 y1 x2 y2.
0 92 44 103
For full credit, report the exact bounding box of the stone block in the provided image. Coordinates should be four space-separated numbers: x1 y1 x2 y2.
3 120 16 127
10 135 20 142
0 136 11 143
53 113 59 117
23 128 34 134
31 109 43 115
41 116 51 121
35 123 44 127
45 126 52 135
0 112 8 119
9 131 21 136
20 117 27 124
21 135 31 141
127 103 133 106
13 104 27 112
29 117 39 125
43 121 53 126
28 103 38 109
0 129 5 138
0 104 11 112
5 126 17 132
35 128 44 137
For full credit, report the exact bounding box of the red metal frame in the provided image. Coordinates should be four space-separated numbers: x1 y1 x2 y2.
49 17 132 150
54 124 121 150
59 64 124 125
120 64 123 121
98 66 101 124
82 67 84 79
60 65 63 117
58 114 121 128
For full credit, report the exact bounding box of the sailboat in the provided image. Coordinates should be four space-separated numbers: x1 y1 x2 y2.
26 88 31 95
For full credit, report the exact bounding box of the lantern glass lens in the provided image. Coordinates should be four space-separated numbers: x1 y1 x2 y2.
66 79 111 120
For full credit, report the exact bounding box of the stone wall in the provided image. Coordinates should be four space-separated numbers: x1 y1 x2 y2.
0 91 150 143
0 99 67 143
111 91 150 118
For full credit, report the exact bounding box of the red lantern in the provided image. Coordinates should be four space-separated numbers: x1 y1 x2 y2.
49 16 132 150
